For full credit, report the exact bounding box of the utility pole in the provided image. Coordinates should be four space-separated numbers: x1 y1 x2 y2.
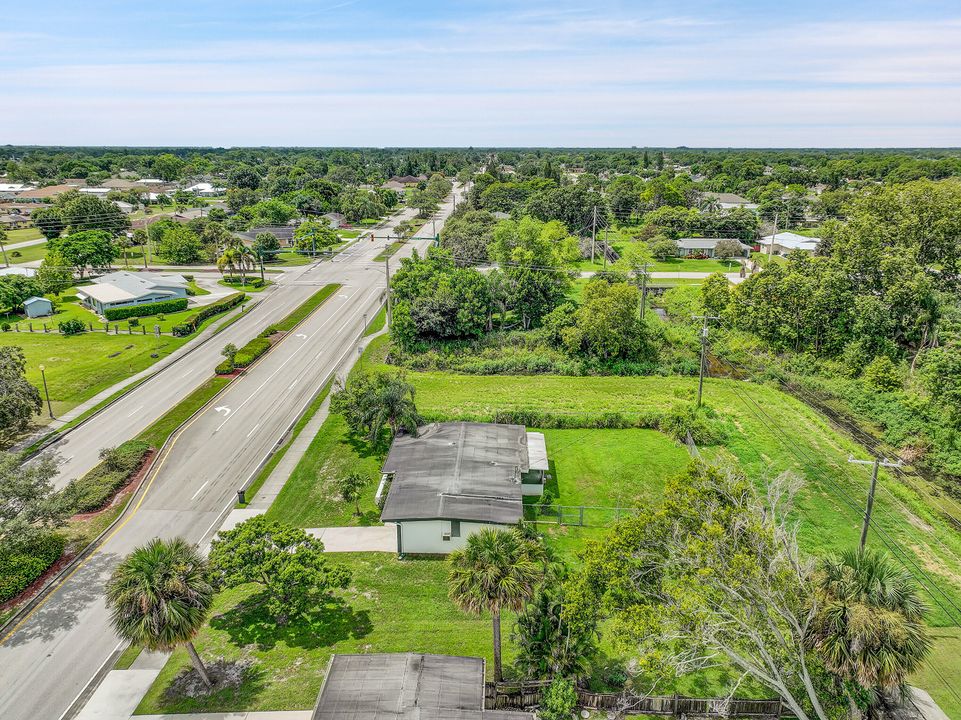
602 225 609 271
692 314 719 408
848 455 903 552
637 263 652 321
384 256 393 327
590 205 597 263
0 234 8 267
768 211 779 260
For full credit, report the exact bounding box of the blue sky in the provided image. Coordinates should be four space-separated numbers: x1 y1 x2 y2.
2 0 960 146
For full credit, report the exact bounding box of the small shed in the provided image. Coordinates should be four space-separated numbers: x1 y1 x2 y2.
23 296 52 318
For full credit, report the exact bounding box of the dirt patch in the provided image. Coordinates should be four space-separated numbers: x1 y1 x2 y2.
164 658 253 700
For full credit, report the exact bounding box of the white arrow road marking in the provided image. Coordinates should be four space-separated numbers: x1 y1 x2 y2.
215 406 231 417
190 481 209 500
295 333 307 339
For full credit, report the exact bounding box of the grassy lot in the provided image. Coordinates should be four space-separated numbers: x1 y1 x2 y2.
363 305 387 337
269 251 312 266
136 554 501 714
909 627 961 720
5 239 47 264
5 227 44 243
648 257 742 273
337 229 362 239
750 251 787 268
402 372 961 626
266 413 385 527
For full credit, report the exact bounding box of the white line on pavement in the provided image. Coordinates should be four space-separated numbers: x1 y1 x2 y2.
190 481 209 500
246 422 261 438
126 405 142 417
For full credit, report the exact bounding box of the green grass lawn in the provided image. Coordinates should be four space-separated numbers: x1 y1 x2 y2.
649 257 742 273
135 554 502 715
750 251 787 268
402 372 961 626
266 413 385 528
270 251 312 266
909 627 961 720
5 239 47 264
373 241 404 262
4 227 43 243
337 229 362 239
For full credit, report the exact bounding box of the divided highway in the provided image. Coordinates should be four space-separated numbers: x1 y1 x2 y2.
0 189 462 720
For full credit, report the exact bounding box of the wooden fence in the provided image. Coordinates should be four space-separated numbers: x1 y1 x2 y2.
485 681 788 718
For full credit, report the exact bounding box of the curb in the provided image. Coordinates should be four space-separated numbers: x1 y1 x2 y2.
20 297 260 461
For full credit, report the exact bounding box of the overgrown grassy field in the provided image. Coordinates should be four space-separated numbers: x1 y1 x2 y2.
4 227 43 243
403 372 961 627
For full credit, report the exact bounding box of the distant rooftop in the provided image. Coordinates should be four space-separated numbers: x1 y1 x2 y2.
312 653 531 720
381 422 529 524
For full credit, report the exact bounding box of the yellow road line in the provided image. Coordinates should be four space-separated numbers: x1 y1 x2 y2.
0 405 209 646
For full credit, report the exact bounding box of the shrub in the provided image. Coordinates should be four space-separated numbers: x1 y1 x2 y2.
539 678 577 720
127 317 139 327
1 322 10 332
657 403 725 445
215 359 235 375
182 274 194 281
103 297 187 321
0 532 67 603
258 325 279 338
864 355 902 392
61 440 151 513
58 318 86 335
233 337 271 367
171 292 245 337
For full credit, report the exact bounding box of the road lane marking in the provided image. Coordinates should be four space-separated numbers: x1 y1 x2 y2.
246 422 260 438
190 481 209 500
214 406 231 416
126 405 142 417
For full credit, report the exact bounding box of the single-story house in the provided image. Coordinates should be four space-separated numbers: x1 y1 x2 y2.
234 225 297 245
382 179 407 193
78 187 111 198
0 183 30 199
0 266 36 278
0 213 30 228
322 212 346 229
23 296 52 318
676 238 751 258
112 201 136 214
379 422 549 555
312 653 531 720
184 182 226 196
702 192 758 211
77 270 188 316
16 184 77 202
758 231 820 255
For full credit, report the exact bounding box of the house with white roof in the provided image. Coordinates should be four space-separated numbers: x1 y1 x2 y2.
76 271 188 316
758 231 820 255
184 182 226 196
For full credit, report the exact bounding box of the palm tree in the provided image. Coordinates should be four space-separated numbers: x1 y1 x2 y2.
808 549 930 706
448 528 546 681
106 537 215 687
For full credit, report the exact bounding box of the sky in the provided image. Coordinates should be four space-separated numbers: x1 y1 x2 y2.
2 0 960 147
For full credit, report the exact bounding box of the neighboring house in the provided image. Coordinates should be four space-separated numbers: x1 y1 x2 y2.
702 192 758 211
0 183 30 200
23 296 52 318
0 213 30 228
382 179 407 194
112 201 136 214
16 184 77 202
322 212 346 229
379 422 549 555
758 231 820 255
387 175 425 187
0 266 36 278
491 211 510 220
184 182 226 196
676 238 751 258
234 225 296 245
312 653 532 720
77 270 188 316
78 187 112 198
130 213 191 230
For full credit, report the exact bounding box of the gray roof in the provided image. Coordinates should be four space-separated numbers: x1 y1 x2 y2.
23 296 50 306
704 191 752 204
381 422 528 524
676 237 749 250
314 653 531 720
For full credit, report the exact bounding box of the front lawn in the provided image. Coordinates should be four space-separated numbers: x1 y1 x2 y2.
135 554 500 715
648 257 742 273
5 239 47 264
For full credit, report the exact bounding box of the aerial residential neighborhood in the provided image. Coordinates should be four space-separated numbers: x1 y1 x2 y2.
0 3 960 720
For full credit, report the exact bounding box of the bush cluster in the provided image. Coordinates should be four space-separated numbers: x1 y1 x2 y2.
0 533 67 603
103 297 188 321
232 337 271 368
60 440 151 514
171 292 245 337
215 359 235 375
223 276 264 288
58 318 86 335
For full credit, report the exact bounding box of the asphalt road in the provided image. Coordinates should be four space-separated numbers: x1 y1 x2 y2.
0 189 463 720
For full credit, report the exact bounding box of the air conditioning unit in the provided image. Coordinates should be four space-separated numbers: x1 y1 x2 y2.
442 532 451 541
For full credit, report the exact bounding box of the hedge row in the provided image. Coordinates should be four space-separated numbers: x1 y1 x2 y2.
60 440 152 514
104 297 188 321
172 292 245 337
232 337 271 368
223 276 265 288
0 533 67 603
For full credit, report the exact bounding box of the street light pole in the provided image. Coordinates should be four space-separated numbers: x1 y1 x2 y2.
38 364 53 418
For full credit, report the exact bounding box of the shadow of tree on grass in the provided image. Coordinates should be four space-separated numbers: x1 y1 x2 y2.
211 591 372 652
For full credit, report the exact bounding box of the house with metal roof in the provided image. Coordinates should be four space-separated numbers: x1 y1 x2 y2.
676 237 751 258
702 191 758 211
23 296 52 318
312 653 532 720
77 270 188 316
758 231 820 255
378 422 549 555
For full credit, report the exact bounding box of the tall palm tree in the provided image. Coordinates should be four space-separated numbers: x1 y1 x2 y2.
808 549 930 705
448 528 546 681
106 537 215 687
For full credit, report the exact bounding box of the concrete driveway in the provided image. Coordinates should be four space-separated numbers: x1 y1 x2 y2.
308 525 397 553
